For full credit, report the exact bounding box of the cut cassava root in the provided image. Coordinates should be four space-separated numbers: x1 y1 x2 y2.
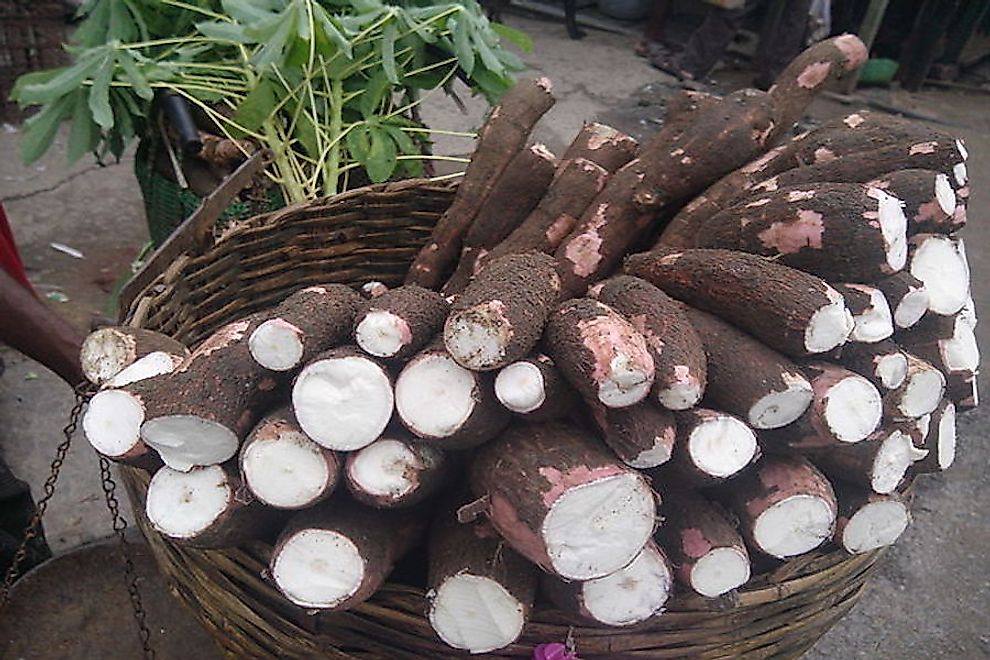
833 486 911 554
874 272 930 330
589 401 677 469
834 284 893 344
344 435 448 508
471 423 657 580
80 326 189 385
656 409 759 485
494 354 577 420
354 284 448 360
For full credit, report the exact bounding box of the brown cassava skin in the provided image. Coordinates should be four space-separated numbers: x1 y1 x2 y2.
397 339 511 449
589 276 707 410
353 284 448 360
694 183 905 282
832 484 910 554
834 338 908 391
767 34 868 143
539 541 670 625
624 249 850 358
497 354 578 422
239 408 340 509
805 428 917 493
761 363 880 451
652 409 758 486
659 111 958 247
481 158 609 269
874 272 928 329
250 284 364 370
911 399 955 473
726 455 837 558
344 435 448 509
654 492 750 596
883 352 945 420
427 509 537 639
469 422 655 577
660 90 720 139
556 89 779 297
406 78 555 289
545 298 655 408
444 253 561 371
561 122 638 174
443 145 558 295
868 169 962 235
682 306 812 428
150 464 284 549
897 316 976 409
80 326 190 385
588 400 677 469
270 498 425 611
947 372 978 411
140 316 284 442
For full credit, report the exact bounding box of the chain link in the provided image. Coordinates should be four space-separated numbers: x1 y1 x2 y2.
0 382 155 659
99 455 156 659
0 383 91 604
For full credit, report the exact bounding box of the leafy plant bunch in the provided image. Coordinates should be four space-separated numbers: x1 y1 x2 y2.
11 0 531 202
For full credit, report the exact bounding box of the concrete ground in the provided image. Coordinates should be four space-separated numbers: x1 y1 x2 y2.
1 12 987 659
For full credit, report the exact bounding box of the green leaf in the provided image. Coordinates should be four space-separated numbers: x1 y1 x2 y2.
452 16 475 76
232 78 276 132
221 0 277 24
9 68 62 104
20 95 73 164
472 24 505 77
366 125 397 183
116 50 153 101
14 52 101 105
195 20 251 42
66 90 99 164
491 22 533 53
293 111 320 158
469 66 513 104
346 123 372 163
359 71 391 119
252 8 296 69
88 53 115 130
381 22 399 84
384 124 422 177
312 4 353 58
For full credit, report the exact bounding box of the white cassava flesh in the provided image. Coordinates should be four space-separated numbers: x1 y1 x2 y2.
937 403 957 470
910 235 970 315
868 187 908 272
242 430 333 508
691 546 752 598
749 373 814 430
934 174 957 216
105 352 183 388
752 495 836 558
444 303 512 371
249 319 304 371
83 389 145 458
942 317 981 372
146 465 231 540
658 380 704 412
872 430 928 494
847 285 893 343
877 352 909 390
141 416 239 472
292 356 393 451
959 295 978 330
896 360 946 418
892 287 930 329
805 287 856 353
347 439 439 500
687 415 759 477
841 500 911 553
825 376 883 443
270 529 364 608
580 543 672 626
429 574 526 653
396 353 477 437
599 353 654 408
494 361 545 413
355 311 412 358
542 473 656 580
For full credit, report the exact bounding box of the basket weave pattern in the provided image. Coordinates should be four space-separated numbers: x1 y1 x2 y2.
0 1 69 122
120 179 883 659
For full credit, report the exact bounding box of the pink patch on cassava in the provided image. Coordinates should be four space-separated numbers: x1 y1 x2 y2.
915 199 947 223
670 148 685 157
753 122 775 145
683 195 706 213
843 113 866 128
564 204 608 277
681 527 714 559
953 205 967 226
747 198 772 208
813 148 836 163
757 210 824 254
834 34 869 69
787 190 816 201
681 156 693 165
302 285 328 294
673 364 694 385
184 319 251 367
755 177 779 193
796 61 832 89
909 141 938 155
577 314 654 390
957 186 970 199
741 146 786 174
489 492 553 569
538 465 628 508
629 314 665 354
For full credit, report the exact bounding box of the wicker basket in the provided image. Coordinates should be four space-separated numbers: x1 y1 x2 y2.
118 178 884 659
0 1 70 123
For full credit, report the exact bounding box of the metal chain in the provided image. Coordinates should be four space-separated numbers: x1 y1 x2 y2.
0 383 91 605
99 455 156 659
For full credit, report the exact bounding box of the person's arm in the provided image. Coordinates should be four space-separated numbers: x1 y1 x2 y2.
0 267 84 386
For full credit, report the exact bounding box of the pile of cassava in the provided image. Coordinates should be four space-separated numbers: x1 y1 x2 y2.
80 35 978 654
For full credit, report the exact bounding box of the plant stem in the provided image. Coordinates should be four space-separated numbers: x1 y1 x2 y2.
325 75 344 196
